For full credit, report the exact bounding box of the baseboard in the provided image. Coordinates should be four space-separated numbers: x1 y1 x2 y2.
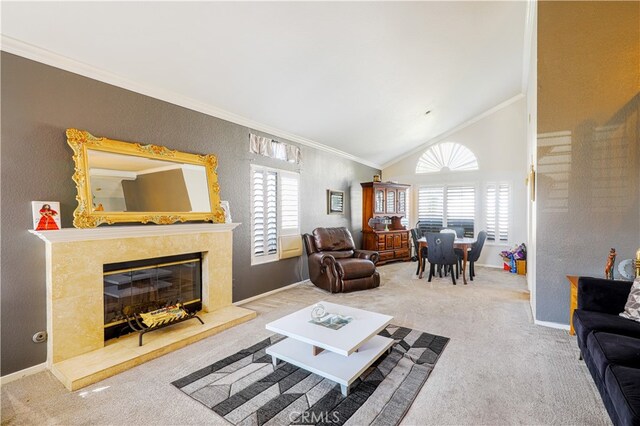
534 319 570 331
234 280 309 306
1 362 47 386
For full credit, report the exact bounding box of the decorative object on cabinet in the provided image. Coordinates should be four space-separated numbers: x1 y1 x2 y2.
373 174 381 182
327 190 345 214
66 129 225 228
605 248 617 280
361 181 411 265
618 259 636 281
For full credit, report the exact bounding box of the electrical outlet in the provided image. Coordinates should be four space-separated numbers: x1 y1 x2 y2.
32 331 47 343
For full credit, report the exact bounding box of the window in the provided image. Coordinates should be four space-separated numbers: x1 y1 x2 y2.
417 187 444 233
415 142 478 174
446 186 475 236
486 183 510 242
251 165 300 264
418 185 475 237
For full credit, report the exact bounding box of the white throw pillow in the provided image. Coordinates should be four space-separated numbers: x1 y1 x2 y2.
620 277 640 322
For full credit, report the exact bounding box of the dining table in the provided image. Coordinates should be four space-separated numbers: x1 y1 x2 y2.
416 236 477 285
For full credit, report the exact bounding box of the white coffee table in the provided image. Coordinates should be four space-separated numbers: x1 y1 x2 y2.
265 301 393 396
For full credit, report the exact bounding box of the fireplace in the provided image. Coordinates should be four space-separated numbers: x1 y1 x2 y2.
103 253 202 341
30 223 257 391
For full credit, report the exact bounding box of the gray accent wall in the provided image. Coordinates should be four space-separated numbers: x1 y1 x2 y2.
536 1 640 324
0 52 378 375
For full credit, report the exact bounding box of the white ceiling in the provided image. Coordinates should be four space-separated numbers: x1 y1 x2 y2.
1 1 527 168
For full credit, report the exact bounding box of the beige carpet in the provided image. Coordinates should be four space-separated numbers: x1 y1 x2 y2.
1 263 610 425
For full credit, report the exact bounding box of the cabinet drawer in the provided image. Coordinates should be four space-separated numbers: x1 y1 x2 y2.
377 242 386 251
385 235 394 247
378 235 386 243
401 232 408 241
378 251 395 262
401 241 408 249
394 249 409 259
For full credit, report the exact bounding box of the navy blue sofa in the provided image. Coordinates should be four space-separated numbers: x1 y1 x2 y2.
573 277 640 426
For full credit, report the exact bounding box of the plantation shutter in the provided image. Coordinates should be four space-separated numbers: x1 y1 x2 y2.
446 186 475 237
486 184 497 240
418 186 444 233
265 171 278 254
280 171 299 235
486 183 509 242
497 184 509 241
252 167 278 258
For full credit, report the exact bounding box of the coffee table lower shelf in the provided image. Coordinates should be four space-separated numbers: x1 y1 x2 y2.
266 334 394 396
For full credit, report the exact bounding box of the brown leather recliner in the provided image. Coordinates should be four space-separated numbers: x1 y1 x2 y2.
302 227 380 293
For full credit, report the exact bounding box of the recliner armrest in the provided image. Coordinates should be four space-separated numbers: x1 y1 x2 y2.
577 276 633 314
307 252 341 292
354 250 380 264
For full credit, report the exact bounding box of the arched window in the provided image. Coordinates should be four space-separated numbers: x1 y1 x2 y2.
415 142 478 173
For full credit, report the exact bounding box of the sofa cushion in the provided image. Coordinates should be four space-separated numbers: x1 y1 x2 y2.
620 277 640 322
578 277 633 314
605 365 640 426
313 227 356 252
573 309 640 348
335 258 375 280
587 332 640 381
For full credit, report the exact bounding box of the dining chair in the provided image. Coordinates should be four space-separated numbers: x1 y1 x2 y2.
410 228 428 276
415 220 431 237
425 232 458 285
439 229 462 278
441 227 465 238
467 230 487 281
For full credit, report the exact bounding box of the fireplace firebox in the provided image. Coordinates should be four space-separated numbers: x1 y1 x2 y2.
103 253 202 341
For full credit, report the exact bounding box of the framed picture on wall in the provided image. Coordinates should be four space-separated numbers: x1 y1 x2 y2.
327 190 345 214
32 201 61 231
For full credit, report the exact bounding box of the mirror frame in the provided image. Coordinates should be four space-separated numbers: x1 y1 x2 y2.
66 128 225 228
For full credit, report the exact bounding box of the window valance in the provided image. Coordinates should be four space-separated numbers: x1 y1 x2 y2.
249 133 301 164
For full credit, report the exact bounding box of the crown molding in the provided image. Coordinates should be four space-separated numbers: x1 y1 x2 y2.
1 35 381 170
381 93 525 170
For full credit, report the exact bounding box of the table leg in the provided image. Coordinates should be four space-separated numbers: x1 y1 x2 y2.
418 242 426 279
271 356 279 368
340 384 349 396
462 248 469 285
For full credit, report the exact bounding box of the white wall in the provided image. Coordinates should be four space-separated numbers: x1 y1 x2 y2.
382 97 528 268
525 3 538 312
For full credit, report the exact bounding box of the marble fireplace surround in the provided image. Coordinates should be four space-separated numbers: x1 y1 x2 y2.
30 223 256 390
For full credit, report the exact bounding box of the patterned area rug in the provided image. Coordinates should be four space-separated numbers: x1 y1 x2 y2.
172 324 449 425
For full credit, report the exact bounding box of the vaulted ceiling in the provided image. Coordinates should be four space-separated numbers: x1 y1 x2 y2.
1 1 528 168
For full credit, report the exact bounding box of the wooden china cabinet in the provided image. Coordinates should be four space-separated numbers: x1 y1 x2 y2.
361 182 411 265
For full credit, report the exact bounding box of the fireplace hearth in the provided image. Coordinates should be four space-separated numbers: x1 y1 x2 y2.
103 253 202 341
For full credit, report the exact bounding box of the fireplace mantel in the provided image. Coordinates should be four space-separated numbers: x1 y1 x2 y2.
30 223 240 243
30 222 255 390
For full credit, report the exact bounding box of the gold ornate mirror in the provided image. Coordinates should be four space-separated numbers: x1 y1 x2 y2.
66 129 225 228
